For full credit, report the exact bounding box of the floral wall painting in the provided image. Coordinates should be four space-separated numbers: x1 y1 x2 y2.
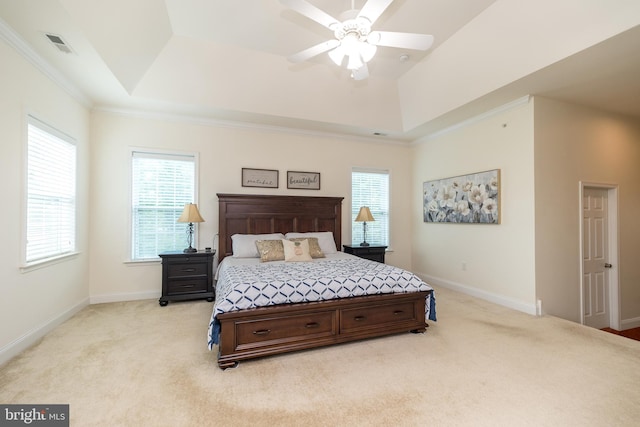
423 169 500 224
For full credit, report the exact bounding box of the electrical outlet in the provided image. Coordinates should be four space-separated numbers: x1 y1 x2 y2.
461 262 467 271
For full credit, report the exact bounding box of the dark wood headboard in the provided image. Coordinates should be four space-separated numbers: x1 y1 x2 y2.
217 193 344 261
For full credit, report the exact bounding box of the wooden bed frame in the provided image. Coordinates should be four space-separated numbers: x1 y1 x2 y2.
215 193 430 369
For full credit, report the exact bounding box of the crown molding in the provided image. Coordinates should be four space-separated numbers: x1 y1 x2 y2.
92 105 412 147
0 17 92 108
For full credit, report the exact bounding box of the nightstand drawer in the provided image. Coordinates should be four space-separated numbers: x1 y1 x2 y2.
166 278 209 294
166 262 209 279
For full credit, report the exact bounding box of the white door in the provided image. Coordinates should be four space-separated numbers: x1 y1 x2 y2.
583 188 610 329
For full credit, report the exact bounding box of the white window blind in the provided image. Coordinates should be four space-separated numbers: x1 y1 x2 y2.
351 169 389 246
26 117 77 263
131 151 196 260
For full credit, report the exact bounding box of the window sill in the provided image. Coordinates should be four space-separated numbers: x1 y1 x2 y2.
124 258 161 266
20 252 80 273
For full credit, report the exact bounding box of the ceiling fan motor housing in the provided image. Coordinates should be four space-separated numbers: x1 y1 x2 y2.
332 17 372 42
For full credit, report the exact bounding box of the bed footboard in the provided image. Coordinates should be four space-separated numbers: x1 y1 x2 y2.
217 291 430 369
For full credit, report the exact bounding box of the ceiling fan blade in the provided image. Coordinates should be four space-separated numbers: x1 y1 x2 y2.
287 39 340 63
351 63 369 81
368 31 434 51
357 0 394 25
280 0 339 30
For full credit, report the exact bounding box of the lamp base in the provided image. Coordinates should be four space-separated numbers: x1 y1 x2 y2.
183 247 197 253
359 242 370 247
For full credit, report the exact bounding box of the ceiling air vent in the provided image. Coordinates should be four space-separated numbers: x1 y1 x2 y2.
44 33 74 54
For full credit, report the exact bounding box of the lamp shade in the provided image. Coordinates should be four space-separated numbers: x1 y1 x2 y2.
177 203 204 223
355 206 374 222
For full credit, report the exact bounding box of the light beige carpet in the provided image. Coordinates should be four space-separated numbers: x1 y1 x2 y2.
1 286 639 426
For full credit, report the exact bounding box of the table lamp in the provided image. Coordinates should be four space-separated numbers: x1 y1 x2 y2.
177 203 204 253
355 206 375 247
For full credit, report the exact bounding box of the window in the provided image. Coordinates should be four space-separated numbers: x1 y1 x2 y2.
351 169 389 246
131 150 197 261
25 117 77 264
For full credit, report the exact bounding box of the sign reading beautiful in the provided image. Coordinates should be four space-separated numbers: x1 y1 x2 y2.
287 171 320 190
423 169 500 224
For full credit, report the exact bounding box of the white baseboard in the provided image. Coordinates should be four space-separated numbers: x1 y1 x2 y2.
1 292 161 366
417 272 538 316
90 291 160 304
0 298 89 367
621 316 640 330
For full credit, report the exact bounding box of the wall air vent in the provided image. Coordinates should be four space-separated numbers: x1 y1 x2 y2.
44 33 74 54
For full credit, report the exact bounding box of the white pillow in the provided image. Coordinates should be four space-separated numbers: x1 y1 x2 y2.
285 231 337 254
282 238 312 262
231 233 285 258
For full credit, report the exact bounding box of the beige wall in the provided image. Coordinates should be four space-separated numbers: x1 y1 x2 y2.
0 42 91 363
534 97 640 325
88 111 416 302
410 99 537 313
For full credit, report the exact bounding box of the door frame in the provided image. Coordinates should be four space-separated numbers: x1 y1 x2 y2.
578 182 620 330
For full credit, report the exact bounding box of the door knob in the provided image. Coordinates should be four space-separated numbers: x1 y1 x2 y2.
604 263 612 268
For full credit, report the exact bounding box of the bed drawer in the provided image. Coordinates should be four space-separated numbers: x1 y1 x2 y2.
234 311 336 350
340 301 417 332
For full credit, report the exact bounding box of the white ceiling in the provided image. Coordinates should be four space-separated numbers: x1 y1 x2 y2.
1 0 639 142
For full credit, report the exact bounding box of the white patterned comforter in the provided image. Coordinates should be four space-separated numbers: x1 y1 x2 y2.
208 253 436 349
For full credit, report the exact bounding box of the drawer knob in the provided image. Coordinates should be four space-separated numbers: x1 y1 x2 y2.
305 322 320 328
354 315 366 321
181 268 196 272
180 284 196 288
393 310 404 315
253 329 271 336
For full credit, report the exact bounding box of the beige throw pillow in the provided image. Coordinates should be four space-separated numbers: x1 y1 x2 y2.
282 238 312 262
285 232 337 254
232 233 285 257
255 239 285 262
288 237 325 258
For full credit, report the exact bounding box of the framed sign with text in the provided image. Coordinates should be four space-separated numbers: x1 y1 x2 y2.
241 168 279 188
287 171 320 190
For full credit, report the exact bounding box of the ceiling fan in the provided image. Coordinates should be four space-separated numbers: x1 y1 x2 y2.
280 0 434 80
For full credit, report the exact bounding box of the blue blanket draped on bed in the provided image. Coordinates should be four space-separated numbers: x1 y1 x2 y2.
208 257 436 349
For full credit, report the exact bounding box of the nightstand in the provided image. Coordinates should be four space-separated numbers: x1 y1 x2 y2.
159 251 215 306
343 244 387 263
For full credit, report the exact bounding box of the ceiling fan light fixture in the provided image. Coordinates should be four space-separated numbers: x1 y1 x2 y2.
367 31 381 45
359 41 377 62
328 46 345 66
341 33 359 54
347 52 363 70
351 64 369 81
340 33 371 70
